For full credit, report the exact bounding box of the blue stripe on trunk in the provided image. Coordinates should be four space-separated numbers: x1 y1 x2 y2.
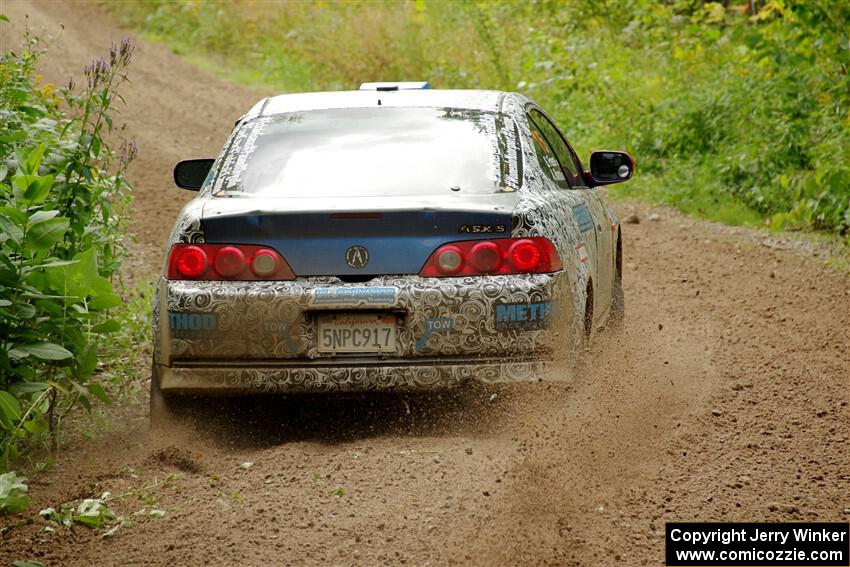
202 210 512 276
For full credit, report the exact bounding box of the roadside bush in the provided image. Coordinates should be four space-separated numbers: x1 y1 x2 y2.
0 22 136 471
518 1 850 231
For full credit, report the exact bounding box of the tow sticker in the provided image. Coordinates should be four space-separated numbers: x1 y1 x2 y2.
415 317 454 352
263 320 301 353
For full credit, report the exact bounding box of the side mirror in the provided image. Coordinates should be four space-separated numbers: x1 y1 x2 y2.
173 159 214 190
587 151 635 187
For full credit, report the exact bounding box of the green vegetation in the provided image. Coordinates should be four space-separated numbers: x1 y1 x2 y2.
0 21 139 479
108 0 849 233
0 471 30 514
40 494 117 529
37 473 173 536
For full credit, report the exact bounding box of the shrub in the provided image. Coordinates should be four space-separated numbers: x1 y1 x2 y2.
518 1 850 232
0 23 136 471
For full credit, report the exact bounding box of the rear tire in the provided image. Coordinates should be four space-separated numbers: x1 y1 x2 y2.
609 230 625 332
570 284 593 376
609 282 625 331
583 281 594 341
149 363 177 428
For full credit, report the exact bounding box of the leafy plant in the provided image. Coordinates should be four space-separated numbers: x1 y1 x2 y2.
0 22 136 468
40 491 116 528
0 471 30 514
37 474 174 534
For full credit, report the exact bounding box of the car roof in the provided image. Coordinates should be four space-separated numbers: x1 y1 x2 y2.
243 89 511 121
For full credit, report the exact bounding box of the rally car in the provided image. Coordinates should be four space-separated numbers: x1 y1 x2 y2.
151 83 633 419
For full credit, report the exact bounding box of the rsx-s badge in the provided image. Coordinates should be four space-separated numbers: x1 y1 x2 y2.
459 224 507 234
345 245 369 268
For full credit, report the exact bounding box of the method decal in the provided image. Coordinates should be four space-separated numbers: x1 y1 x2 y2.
415 317 454 352
495 302 552 330
572 204 594 233
168 311 218 337
309 286 399 307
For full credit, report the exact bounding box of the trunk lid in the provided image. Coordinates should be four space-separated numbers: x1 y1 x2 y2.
200 194 518 277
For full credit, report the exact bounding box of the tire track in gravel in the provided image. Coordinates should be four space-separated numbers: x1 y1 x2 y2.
1 3 848 566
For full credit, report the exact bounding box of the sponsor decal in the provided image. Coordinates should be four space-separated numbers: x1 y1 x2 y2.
575 242 589 264
572 204 594 233
415 316 454 352
168 311 217 337
495 302 552 330
459 224 507 234
263 320 300 352
310 286 398 307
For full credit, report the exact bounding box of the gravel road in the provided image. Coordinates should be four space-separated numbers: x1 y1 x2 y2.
1 2 848 566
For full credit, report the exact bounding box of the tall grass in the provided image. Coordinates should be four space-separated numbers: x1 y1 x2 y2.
108 0 850 234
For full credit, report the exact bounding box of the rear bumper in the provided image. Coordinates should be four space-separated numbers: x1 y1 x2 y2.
153 272 577 366
157 356 550 394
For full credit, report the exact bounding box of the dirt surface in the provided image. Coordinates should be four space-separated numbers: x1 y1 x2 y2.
1 2 849 566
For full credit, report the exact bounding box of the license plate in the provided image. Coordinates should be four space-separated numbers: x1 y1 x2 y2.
317 313 397 353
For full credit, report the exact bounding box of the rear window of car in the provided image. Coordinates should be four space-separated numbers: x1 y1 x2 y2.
210 107 522 197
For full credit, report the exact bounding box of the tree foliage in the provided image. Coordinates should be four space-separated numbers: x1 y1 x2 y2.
110 0 850 232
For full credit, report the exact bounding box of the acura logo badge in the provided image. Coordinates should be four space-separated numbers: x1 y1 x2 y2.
345 245 369 269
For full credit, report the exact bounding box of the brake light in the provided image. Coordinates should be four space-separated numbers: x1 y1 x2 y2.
175 245 207 278
419 237 561 277
167 244 295 280
508 239 542 272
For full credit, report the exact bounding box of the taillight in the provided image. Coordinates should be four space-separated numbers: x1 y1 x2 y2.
213 246 246 278
508 239 542 272
419 237 561 277
167 244 295 280
469 242 502 273
250 249 281 277
436 245 464 275
175 245 207 278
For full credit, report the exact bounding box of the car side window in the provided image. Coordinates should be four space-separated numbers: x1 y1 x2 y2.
528 117 571 189
528 109 583 188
